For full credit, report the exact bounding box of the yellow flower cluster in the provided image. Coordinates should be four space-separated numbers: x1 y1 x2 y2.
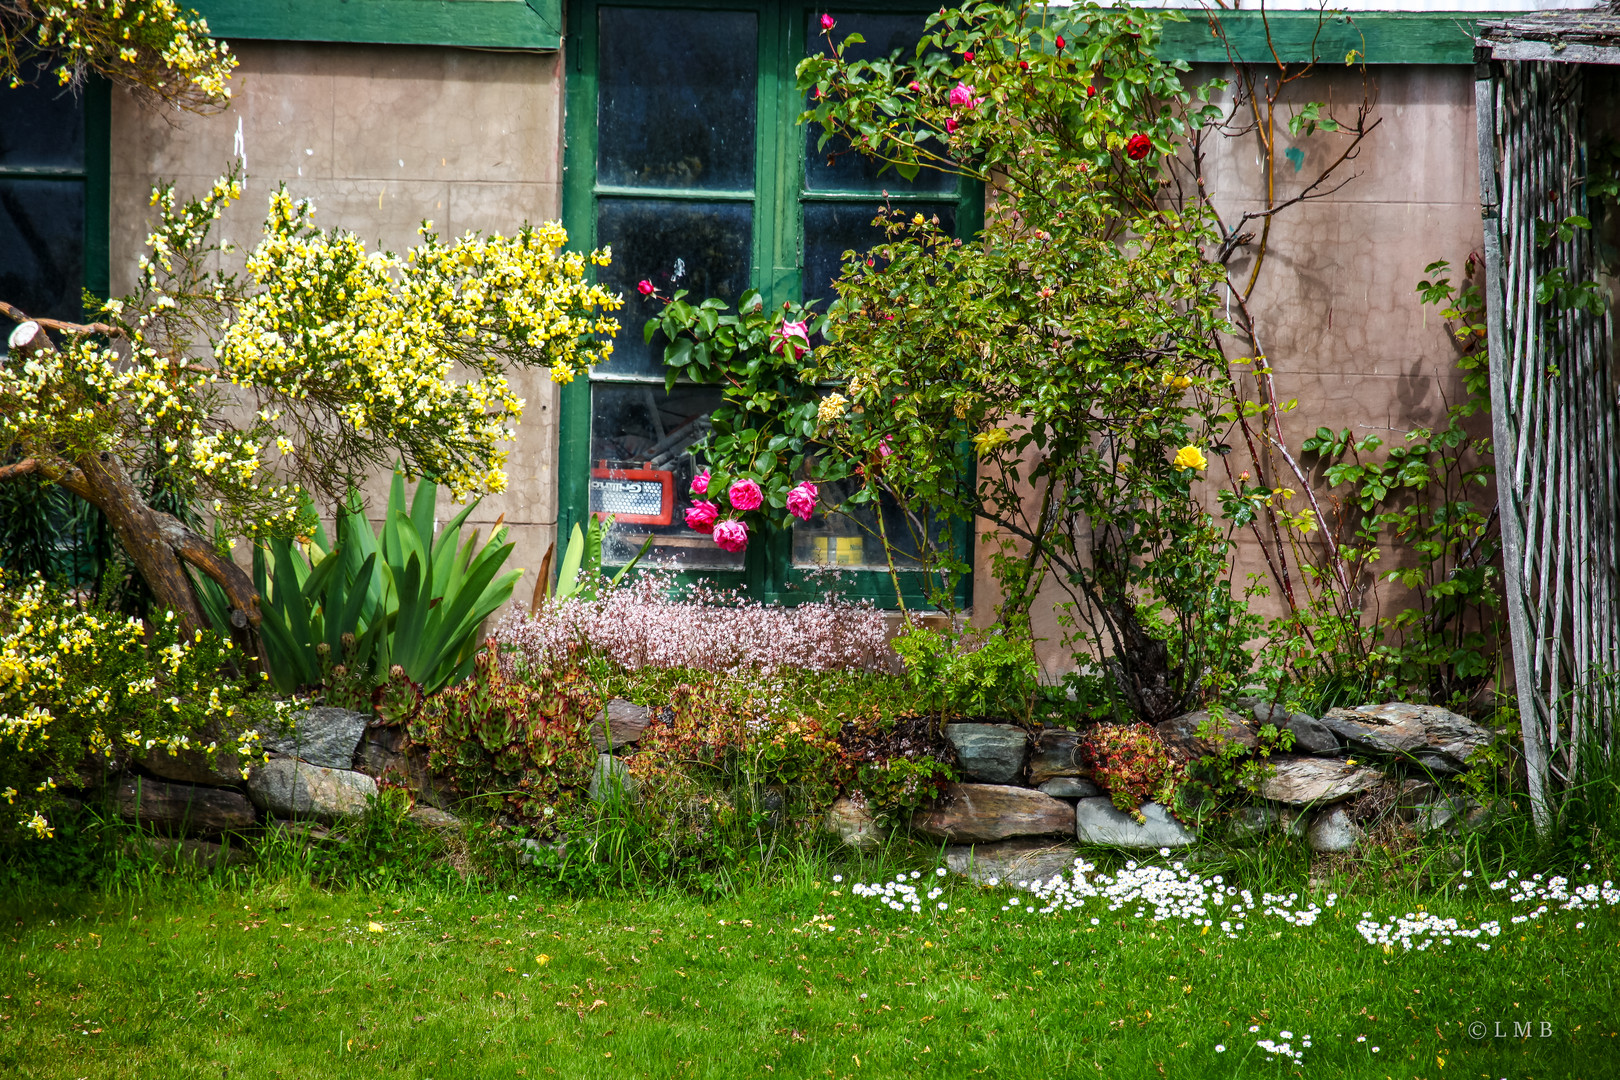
0 571 279 839
8 0 236 107
216 191 621 503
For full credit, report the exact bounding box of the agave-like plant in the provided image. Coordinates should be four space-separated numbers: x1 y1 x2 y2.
232 470 520 696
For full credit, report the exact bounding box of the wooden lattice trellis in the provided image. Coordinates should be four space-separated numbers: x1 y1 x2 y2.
1476 46 1620 830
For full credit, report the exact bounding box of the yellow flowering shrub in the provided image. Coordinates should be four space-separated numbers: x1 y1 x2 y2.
0 168 622 549
0 569 283 841
2 0 236 110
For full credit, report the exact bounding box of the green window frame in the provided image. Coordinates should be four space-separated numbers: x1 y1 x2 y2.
0 74 109 341
561 0 980 608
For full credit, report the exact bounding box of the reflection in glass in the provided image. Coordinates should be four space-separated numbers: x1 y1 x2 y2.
802 200 955 308
593 198 753 376
791 474 948 570
590 384 744 570
598 8 758 191
0 179 85 343
804 12 954 194
0 72 85 170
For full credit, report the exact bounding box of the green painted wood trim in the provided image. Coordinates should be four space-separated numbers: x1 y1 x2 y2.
1157 10 1485 66
189 0 562 50
83 77 111 304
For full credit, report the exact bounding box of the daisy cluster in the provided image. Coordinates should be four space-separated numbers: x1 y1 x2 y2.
1254 1026 1310 1064
849 868 951 913
1354 910 1501 952
1489 868 1619 912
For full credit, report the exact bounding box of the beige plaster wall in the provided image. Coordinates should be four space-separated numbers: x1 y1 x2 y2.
972 64 1487 680
109 40 566 603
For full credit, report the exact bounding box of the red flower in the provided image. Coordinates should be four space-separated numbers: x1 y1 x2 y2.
1087 83 1096 98
908 80 921 92
963 50 974 62
1019 60 1029 71
945 116 958 134
821 13 835 30
1125 133 1152 161
636 279 656 296
1055 34 1065 50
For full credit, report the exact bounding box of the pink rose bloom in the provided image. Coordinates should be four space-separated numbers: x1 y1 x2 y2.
684 500 718 534
771 319 810 360
713 519 749 553
786 481 819 522
820 13 835 30
878 435 894 458
690 469 711 495
637 279 656 296
728 477 763 511
945 117 958 134
949 81 976 107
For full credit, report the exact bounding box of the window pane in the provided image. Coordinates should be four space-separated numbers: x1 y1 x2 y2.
805 12 954 194
791 476 944 570
0 74 85 171
0 179 85 343
594 197 753 377
802 200 954 308
597 8 758 191
590 384 745 570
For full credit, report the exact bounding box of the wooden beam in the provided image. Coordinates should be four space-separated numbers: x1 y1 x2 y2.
189 0 562 51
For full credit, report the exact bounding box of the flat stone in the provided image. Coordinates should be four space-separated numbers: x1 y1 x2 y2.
588 754 638 804
1028 730 1092 785
1038 777 1101 799
407 805 461 832
943 723 1029 784
912 784 1074 843
1258 756 1384 806
1075 799 1197 848
1252 704 1340 756
112 777 257 836
1322 702 1491 775
589 699 652 753
1226 804 1278 842
128 836 250 870
263 706 370 770
1307 805 1364 852
824 795 882 849
1156 710 1259 762
945 838 1080 887
246 758 376 821
132 744 245 788
356 726 447 806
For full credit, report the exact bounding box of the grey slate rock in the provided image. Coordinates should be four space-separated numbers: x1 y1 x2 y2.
112 776 257 836
246 758 376 821
1226 804 1278 842
1252 703 1340 755
1156 710 1258 762
588 753 638 804
589 699 652 753
943 723 1029 783
263 706 370 769
945 838 1080 886
1038 777 1101 799
1075 799 1196 848
1258 755 1384 806
824 795 881 849
912 783 1074 843
1322 702 1491 775
132 744 246 788
1306 805 1364 852
1028 730 1091 785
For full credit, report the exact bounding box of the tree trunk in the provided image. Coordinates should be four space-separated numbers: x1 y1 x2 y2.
5 320 265 666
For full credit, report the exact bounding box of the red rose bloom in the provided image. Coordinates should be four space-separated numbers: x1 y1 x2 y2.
1055 34 1065 50
1125 133 1152 161
1087 83 1096 98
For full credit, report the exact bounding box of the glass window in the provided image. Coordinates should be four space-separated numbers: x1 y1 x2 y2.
567 1 976 603
0 74 89 344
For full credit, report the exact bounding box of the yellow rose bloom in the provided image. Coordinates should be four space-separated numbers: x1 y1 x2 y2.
1173 445 1208 471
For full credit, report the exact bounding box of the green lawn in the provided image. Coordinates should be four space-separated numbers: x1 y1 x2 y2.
4 855 1617 1080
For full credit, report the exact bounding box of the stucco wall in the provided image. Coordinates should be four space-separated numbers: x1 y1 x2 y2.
109 40 566 603
973 63 1487 680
